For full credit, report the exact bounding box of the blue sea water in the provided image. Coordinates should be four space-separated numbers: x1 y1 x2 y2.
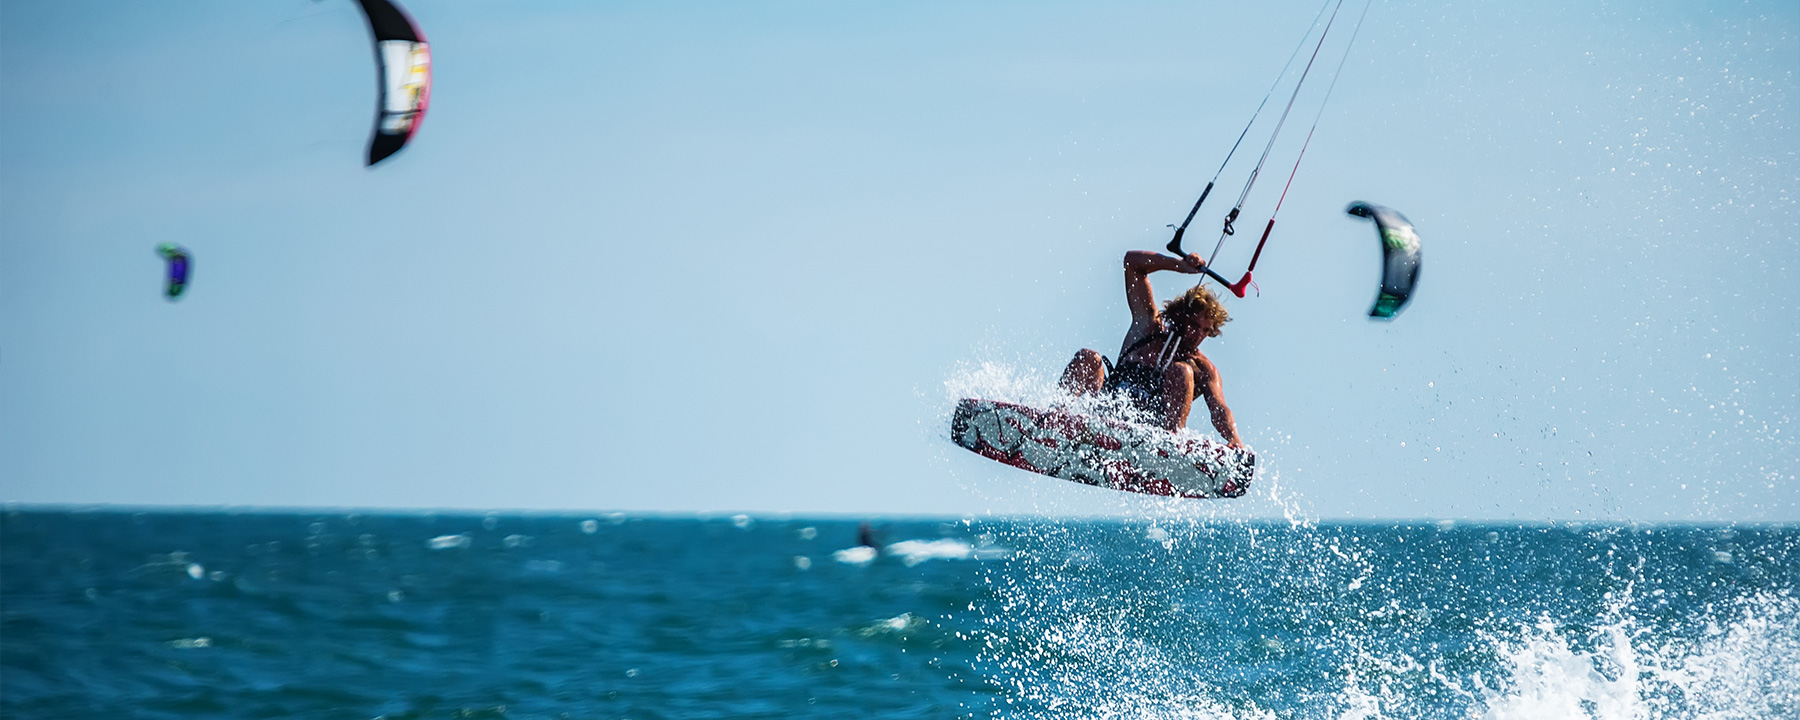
2 510 1796 719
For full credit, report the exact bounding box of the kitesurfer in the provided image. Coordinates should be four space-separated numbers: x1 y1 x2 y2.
1059 251 1241 446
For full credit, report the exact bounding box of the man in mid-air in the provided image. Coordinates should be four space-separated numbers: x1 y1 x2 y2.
1059 250 1242 446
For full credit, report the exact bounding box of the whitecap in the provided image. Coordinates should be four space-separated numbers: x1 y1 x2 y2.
1473 620 1646 719
832 546 878 565
427 533 471 550
857 612 926 637
887 539 975 566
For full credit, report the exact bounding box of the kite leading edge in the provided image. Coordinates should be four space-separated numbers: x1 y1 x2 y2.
1346 201 1421 319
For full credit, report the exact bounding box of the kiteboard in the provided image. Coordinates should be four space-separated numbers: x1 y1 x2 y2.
950 398 1255 499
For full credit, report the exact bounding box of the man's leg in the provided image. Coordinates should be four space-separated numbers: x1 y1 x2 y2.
1059 349 1106 396
1158 362 1196 432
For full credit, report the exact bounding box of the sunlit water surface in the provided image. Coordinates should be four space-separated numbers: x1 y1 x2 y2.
3 510 1795 719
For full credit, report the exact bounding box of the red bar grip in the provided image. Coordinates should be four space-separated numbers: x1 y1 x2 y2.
1246 219 1275 273
1226 271 1254 298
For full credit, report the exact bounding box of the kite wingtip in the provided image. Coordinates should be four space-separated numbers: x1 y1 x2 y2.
366 146 395 166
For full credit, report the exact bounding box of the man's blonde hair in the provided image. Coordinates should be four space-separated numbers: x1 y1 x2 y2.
1162 284 1230 338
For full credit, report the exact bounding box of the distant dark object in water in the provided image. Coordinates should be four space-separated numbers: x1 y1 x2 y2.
1346 201 1421 319
858 522 881 550
155 243 191 300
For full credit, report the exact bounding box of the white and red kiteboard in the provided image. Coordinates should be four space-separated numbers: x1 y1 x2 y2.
950 398 1255 499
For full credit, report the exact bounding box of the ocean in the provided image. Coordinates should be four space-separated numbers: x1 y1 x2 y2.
2 510 1795 719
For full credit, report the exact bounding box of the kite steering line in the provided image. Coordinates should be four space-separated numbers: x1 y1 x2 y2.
1163 0 1334 264
1164 0 1372 299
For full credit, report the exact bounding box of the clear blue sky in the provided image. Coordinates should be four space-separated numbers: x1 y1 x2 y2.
3 0 1794 521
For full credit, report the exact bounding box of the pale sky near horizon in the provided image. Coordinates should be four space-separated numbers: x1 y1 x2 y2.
3 0 1795 521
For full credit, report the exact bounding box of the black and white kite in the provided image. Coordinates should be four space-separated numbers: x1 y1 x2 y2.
356 0 431 166
1346 201 1421 319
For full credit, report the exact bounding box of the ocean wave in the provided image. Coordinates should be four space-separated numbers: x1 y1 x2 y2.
978 522 1800 720
5 513 1791 719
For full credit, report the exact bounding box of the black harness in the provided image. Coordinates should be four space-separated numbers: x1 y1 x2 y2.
1101 326 1190 417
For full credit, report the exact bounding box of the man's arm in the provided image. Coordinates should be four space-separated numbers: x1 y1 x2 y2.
1122 250 1207 341
1191 354 1242 447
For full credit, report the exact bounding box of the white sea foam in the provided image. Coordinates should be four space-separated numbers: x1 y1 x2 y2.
1332 590 1800 720
886 539 975 566
943 359 1151 428
857 612 929 637
831 538 998 566
832 546 877 565
943 360 1068 410
427 533 470 550
994 589 1799 720
986 588 1279 720
982 517 1798 720
1472 620 1646 719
